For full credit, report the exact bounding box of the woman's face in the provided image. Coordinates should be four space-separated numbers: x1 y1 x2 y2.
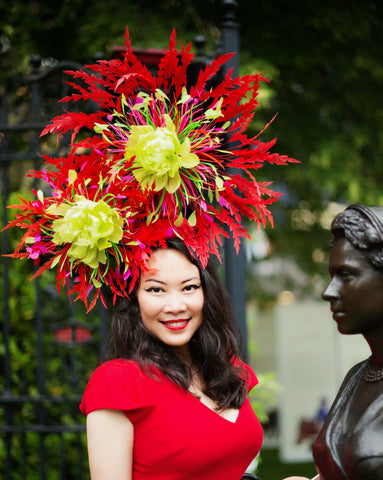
322 238 383 336
136 247 204 358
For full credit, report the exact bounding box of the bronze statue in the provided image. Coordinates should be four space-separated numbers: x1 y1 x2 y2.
285 204 383 480
312 204 383 479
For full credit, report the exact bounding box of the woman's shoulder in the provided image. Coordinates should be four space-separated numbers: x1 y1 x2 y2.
328 358 369 408
347 358 368 375
92 358 142 374
340 358 368 387
80 359 160 416
88 358 163 384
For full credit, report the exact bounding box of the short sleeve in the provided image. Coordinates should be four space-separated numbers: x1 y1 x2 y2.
241 362 259 391
233 357 259 391
79 359 155 423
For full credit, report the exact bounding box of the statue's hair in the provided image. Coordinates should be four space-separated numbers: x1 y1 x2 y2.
103 237 249 410
331 208 383 271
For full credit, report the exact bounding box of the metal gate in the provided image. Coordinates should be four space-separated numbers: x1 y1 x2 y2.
0 54 108 480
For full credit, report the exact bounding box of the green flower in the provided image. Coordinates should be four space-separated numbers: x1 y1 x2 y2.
50 196 124 269
125 115 199 193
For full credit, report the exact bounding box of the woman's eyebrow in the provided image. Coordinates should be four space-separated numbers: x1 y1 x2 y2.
141 278 165 284
142 276 200 284
181 277 200 284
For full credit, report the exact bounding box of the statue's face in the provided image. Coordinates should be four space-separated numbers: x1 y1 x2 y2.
322 237 383 337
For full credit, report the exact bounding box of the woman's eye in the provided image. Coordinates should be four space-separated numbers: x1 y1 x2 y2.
184 284 200 292
145 287 163 293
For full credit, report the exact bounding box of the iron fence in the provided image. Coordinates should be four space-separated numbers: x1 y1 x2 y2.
0 55 108 480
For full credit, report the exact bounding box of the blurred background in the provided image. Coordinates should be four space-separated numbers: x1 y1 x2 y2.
1 0 382 478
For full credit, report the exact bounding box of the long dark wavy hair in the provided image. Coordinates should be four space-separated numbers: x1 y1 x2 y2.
103 237 249 410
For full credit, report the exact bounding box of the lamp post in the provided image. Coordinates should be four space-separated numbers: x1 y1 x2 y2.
221 0 249 360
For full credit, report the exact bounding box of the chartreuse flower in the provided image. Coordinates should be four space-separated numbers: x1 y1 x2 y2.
49 196 123 269
125 114 199 193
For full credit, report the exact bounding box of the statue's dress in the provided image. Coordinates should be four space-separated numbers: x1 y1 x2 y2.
313 359 383 480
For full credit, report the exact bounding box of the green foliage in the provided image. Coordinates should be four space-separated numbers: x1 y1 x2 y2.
1 191 103 478
257 448 316 480
249 371 281 424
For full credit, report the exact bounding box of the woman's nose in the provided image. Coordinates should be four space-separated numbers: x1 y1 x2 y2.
163 293 187 313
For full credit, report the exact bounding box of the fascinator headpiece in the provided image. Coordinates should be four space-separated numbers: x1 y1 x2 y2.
6 28 298 310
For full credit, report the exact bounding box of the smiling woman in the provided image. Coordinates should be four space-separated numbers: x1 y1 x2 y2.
5 25 297 480
80 238 263 480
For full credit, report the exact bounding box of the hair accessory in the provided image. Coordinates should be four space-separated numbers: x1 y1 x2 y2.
5 28 298 310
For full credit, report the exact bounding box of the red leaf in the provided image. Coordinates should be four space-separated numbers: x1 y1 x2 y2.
40 112 103 143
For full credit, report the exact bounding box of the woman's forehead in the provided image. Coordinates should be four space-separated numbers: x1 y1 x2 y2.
141 248 200 281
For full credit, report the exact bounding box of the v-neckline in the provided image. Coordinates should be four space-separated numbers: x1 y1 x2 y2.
187 388 241 424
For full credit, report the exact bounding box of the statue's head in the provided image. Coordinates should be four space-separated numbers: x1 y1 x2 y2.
330 204 383 272
322 205 383 337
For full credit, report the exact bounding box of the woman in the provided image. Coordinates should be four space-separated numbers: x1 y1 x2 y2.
286 204 383 480
6 27 296 480
80 237 263 479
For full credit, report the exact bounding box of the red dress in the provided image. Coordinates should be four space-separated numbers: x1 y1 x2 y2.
80 359 263 480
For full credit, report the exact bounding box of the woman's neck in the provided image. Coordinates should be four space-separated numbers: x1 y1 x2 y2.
364 330 383 365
